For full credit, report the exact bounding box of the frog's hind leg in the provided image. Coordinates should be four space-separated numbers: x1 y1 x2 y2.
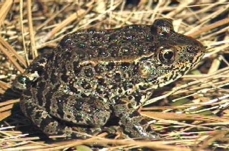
46 93 111 128
20 92 102 139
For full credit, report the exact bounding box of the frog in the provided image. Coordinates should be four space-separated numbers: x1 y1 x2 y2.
13 18 205 140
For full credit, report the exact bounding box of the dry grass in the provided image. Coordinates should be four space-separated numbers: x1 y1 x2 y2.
0 0 229 151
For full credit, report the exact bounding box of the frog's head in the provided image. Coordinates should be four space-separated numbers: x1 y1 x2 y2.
137 18 205 90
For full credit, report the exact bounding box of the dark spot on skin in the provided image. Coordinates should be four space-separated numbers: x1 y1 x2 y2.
117 88 123 94
69 84 79 94
84 67 94 77
61 74 68 83
96 87 103 94
97 78 105 86
73 61 81 75
50 71 58 84
98 48 109 58
81 80 91 89
95 65 104 73
111 49 118 57
107 62 115 70
126 83 134 89
138 84 148 91
59 36 75 49
78 43 86 49
133 65 139 74
121 62 130 71
78 52 85 59
114 72 122 82
128 95 134 101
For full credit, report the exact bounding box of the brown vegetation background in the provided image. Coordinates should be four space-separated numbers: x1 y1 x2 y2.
0 0 229 150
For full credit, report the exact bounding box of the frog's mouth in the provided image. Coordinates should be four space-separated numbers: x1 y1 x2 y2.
156 64 192 88
134 61 194 94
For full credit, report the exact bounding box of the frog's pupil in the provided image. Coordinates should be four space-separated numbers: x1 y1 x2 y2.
164 50 174 60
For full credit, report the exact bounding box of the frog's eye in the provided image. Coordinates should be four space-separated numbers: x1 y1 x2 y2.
158 47 176 64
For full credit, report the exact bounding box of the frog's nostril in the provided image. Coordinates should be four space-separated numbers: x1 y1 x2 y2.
186 45 205 54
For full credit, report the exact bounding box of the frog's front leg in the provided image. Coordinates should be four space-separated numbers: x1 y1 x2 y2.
20 88 111 138
113 98 158 140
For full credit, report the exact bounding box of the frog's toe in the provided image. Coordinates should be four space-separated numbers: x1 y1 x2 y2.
132 124 160 140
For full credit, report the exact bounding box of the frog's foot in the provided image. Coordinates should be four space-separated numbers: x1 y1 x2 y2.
120 112 159 140
20 96 103 139
113 103 159 140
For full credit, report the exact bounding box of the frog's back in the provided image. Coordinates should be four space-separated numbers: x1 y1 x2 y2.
57 25 154 62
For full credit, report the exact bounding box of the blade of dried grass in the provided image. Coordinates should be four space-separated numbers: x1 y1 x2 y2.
0 0 13 27
0 37 26 73
141 111 229 123
26 0 37 59
0 99 19 120
41 9 87 44
167 0 193 18
41 137 201 151
19 0 29 66
0 80 11 91
189 17 229 38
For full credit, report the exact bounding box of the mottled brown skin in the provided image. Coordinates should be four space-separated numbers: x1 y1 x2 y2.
13 18 205 139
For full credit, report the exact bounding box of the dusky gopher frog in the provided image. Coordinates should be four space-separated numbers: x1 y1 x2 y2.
13 18 205 139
